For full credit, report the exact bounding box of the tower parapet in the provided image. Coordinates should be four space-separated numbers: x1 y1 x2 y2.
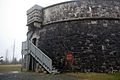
27 5 43 28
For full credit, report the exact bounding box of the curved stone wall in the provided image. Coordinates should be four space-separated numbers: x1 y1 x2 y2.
38 19 120 71
43 0 120 25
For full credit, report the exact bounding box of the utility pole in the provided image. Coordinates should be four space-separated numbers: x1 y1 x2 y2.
12 40 15 64
5 49 8 64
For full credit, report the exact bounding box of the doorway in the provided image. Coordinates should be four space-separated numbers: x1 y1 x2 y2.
32 38 37 46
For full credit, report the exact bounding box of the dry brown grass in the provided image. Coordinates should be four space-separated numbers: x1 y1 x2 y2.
0 64 22 72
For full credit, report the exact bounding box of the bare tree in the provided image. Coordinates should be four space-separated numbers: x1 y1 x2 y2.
0 56 3 64
12 57 18 64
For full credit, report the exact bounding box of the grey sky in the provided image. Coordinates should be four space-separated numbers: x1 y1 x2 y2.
0 0 69 61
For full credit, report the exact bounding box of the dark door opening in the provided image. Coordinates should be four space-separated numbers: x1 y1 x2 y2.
32 38 37 46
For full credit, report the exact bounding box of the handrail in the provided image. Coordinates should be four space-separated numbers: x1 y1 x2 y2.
22 40 52 73
27 40 52 73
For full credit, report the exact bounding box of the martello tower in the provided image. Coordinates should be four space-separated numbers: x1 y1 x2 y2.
22 0 120 73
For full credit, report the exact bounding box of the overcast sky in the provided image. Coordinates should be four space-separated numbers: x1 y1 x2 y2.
0 0 70 61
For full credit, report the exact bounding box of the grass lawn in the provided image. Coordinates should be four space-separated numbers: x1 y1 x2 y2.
0 64 22 72
0 64 120 80
67 72 120 80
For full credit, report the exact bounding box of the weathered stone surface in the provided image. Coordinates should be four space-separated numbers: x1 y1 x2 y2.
43 0 120 24
38 20 120 72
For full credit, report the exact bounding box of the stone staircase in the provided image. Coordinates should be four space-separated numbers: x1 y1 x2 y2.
22 40 57 73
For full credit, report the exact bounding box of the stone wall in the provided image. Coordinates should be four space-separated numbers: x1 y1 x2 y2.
43 0 120 25
38 19 120 72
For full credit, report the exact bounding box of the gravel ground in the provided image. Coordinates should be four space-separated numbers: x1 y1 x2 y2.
0 71 81 80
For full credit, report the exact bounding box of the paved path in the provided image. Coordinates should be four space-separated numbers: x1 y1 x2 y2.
0 71 81 80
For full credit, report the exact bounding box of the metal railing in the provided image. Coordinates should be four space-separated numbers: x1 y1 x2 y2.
22 40 52 73
22 41 28 50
